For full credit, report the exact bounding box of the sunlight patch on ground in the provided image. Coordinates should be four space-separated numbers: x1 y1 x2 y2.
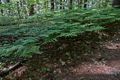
70 62 120 75
103 42 120 50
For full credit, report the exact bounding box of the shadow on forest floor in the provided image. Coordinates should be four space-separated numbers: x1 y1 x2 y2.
2 23 120 80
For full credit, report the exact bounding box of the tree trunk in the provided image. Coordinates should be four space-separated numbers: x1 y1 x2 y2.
0 0 9 3
0 0 10 16
83 0 88 8
44 0 48 12
112 0 120 8
69 0 73 9
78 0 83 8
51 0 54 11
0 0 3 15
29 4 35 16
60 0 63 9
6 0 10 2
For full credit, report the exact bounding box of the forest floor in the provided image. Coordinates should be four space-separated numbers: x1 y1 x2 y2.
2 23 120 80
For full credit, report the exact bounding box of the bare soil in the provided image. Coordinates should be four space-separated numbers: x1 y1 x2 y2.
3 23 120 80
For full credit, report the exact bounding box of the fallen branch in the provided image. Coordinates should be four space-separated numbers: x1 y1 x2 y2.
0 60 27 77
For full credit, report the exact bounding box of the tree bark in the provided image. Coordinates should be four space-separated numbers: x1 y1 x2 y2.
51 0 54 11
0 0 10 15
29 4 35 16
69 0 73 9
60 0 63 9
83 0 88 8
78 0 83 8
112 0 120 8
0 0 3 15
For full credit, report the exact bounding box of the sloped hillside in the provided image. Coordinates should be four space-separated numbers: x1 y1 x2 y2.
0 8 120 80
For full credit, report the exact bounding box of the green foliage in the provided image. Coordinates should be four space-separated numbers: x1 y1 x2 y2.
0 8 120 57
0 16 16 26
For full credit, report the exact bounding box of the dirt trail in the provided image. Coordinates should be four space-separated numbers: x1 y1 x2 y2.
61 32 120 80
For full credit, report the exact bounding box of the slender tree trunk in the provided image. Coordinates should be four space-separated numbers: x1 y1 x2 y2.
112 0 120 8
29 4 35 16
51 0 54 11
1 0 9 3
60 0 63 9
69 0 73 9
63 0 65 9
44 0 48 12
6 0 10 2
78 0 83 8
60 0 65 10
0 0 3 15
17 2 20 17
83 0 88 8
0 0 10 16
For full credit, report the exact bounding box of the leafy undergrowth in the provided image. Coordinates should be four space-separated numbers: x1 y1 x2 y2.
3 22 120 80
0 8 120 57
0 8 120 79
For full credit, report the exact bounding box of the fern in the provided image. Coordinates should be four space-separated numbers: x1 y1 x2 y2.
0 8 120 57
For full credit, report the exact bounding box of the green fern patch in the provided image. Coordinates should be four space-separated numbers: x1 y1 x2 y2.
0 8 120 57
